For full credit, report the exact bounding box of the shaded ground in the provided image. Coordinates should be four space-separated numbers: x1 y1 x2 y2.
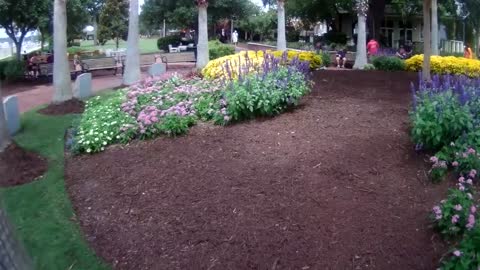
38 99 85 115
66 70 448 270
0 143 47 187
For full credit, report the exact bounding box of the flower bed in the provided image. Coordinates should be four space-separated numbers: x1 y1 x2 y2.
406 55 480 77
201 50 321 80
74 52 313 153
410 74 480 268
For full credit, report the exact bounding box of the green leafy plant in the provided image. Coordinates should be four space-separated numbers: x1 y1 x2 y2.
431 188 477 238
441 225 480 269
371 56 406 71
209 40 235 60
318 51 331 68
225 66 310 122
411 91 473 151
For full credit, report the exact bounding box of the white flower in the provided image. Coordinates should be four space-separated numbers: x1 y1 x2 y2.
95 138 99 141
86 148 92 153
116 135 121 139
101 147 105 151
103 141 107 145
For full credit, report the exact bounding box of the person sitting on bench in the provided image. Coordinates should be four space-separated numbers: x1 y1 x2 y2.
396 45 408 59
336 48 347 68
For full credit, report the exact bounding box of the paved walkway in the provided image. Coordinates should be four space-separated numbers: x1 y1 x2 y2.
2 64 195 113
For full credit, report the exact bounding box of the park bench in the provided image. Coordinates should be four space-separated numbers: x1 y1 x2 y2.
139 53 156 68
82 57 122 75
157 52 196 70
38 62 78 80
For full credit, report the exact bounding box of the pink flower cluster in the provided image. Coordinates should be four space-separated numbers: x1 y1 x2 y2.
458 175 474 191
433 206 442 220
466 205 477 230
430 156 447 168
219 98 230 122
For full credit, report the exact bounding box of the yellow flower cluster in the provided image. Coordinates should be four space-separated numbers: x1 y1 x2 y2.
201 50 321 80
405 54 480 77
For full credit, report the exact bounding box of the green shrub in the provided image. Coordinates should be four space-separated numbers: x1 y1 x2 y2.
441 225 480 269
372 56 406 71
318 52 331 67
411 91 473 151
364 63 376 70
225 66 310 121
208 40 235 60
157 35 181 51
0 60 26 81
431 189 477 237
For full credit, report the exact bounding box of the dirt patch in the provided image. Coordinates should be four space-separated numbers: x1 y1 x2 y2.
0 143 47 187
66 70 448 270
38 99 85 116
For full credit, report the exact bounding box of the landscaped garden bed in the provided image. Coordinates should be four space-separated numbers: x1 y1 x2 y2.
73 51 317 153
410 74 480 269
65 70 449 269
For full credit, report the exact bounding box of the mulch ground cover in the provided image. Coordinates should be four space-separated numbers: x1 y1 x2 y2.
66 70 449 270
38 99 85 116
0 143 47 187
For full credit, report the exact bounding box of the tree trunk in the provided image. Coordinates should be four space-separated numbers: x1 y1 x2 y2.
14 41 22 61
52 0 73 103
93 18 99 45
0 83 11 152
422 0 432 81
353 13 367 69
123 0 140 85
277 0 287 51
116 37 119 50
196 4 209 69
40 32 45 51
431 0 438 55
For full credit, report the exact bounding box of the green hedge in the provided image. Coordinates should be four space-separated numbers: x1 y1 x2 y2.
157 35 181 51
0 60 26 81
209 40 235 60
372 56 405 71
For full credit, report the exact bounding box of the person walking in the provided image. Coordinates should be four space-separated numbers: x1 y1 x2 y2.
232 30 239 46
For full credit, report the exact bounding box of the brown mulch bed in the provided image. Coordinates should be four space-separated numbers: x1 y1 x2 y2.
66 70 448 270
0 143 47 187
38 99 85 115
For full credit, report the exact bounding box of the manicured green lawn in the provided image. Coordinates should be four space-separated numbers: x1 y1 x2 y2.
68 38 160 54
1 110 107 270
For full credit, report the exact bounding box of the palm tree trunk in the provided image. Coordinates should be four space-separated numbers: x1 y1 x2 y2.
353 13 368 69
431 0 438 55
0 83 11 152
123 0 140 85
196 4 209 69
277 0 287 51
52 0 73 103
422 0 432 81
93 18 99 45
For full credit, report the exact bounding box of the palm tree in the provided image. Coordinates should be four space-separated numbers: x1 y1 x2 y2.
431 0 438 55
195 0 209 69
52 0 73 103
262 0 287 51
422 0 432 81
123 0 140 85
0 83 11 152
353 0 369 69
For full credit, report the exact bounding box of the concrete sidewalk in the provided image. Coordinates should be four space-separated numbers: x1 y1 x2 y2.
3 63 195 113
